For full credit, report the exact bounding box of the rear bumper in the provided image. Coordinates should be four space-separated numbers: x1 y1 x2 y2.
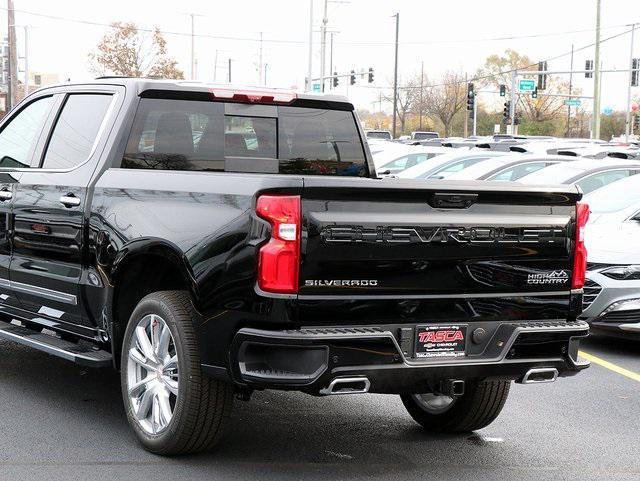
228 320 590 395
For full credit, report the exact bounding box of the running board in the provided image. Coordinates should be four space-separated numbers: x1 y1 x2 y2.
0 319 112 367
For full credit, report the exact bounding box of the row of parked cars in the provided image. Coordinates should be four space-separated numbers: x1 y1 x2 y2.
370 134 640 340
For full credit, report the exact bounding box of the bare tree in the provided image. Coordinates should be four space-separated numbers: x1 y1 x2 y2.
383 76 422 135
89 22 184 79
518 77 572 122
420 71 467 137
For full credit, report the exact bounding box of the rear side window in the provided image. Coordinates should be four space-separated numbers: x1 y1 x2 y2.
42 94 113 169
121 98 366 176
489 161 550 181
576 169 636 194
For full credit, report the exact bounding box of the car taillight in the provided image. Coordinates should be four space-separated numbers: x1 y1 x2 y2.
572 202 589 289
256 195 301 294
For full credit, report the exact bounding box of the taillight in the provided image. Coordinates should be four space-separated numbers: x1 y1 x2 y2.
572 202 589 289
256 195 301 294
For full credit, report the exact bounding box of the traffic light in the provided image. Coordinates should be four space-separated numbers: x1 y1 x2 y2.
532 87 538 99
634 114 640 131
503 101 511 121
333 72 339 88
466 83 475 111
585 60 594 79
537 61 547 90
514 113 521 125
632 58 639 87
350 70 356 85
368 67 374 83
499 84 506 97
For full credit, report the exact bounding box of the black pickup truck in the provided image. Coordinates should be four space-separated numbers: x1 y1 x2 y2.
0 79 589 455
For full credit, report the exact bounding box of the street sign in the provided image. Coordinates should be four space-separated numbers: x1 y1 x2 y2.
564 99 581 107
312 83 321 92
518 79 536 91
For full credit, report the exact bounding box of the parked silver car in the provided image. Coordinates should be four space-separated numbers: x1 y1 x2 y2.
579 175 640 338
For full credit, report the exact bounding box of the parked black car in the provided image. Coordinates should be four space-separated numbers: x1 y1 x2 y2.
0 79 589 455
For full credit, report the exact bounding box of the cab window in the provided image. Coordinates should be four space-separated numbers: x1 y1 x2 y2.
0 96 54 168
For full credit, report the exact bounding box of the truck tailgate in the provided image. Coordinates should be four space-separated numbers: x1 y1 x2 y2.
299 177 581 298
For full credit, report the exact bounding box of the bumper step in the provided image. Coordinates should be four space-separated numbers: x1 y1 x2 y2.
0 320 112 367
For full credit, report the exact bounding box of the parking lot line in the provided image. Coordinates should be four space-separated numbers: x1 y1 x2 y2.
579 351 640 383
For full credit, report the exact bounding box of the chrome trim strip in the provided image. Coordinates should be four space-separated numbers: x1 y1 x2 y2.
0 278 77 305
298 290 572 301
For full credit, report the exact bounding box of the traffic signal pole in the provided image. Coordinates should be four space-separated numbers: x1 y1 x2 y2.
509 70 517 134
473 96 478 136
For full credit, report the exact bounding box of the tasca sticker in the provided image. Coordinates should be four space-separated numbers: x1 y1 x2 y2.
527 270 569 285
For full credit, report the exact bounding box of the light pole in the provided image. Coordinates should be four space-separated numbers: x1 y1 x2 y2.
592 0 602 139
319 0 328 91
306 0 314 91
625 23 636 141
392 13 399 139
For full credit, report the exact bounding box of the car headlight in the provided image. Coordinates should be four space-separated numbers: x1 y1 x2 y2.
600 265 640 280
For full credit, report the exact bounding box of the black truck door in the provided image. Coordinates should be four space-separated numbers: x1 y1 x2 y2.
11 90 117 336
0 94 57 311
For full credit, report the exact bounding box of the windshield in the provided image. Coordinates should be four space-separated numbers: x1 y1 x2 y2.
412 132 438 140
585 175 640 213
367 131 392 140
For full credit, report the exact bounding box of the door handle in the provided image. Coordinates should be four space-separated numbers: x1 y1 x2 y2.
0 189 12 201
59 194 81 208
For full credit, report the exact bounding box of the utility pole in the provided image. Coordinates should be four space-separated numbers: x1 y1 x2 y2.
258 32 264 85
7 0 17 110
264 63 268 86
228 58 232 83
213 50 218 82
319 0 328 91
592 0 602 139
392 13 399 139
419 61 424 130
329 32 334 90
306 0 314 91
625 23 636 141
567 44 574 137
21 26 28 96
463 73 468 138
190 13 196 80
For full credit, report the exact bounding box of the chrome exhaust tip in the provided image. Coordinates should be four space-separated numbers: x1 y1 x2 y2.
320 376 371 395
519 368 559 384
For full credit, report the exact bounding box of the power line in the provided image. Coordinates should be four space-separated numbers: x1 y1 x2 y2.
359 27 635 92
0 6 637 48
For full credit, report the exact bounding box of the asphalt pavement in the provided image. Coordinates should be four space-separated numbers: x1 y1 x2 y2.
0 334 638 481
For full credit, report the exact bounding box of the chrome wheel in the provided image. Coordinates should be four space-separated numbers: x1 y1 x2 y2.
411 393 456 414
126 314 178 435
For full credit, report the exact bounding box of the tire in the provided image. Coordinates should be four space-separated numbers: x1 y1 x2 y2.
120 290 234 455
400 379 510 433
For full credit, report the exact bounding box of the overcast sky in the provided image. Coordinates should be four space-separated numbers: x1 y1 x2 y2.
3 0 639 112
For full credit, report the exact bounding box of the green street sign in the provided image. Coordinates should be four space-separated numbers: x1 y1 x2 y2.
312 83 321 92
564 99 581 107
518 79 536 91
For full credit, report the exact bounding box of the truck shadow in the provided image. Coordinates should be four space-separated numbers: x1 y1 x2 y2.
0 341 506 479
